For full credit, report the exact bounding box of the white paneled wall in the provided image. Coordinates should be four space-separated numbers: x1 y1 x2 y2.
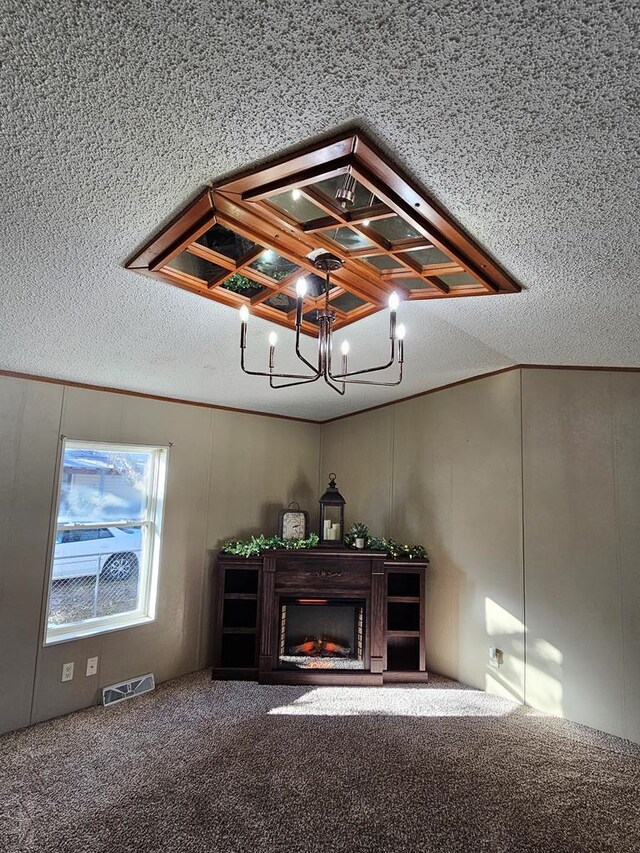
2 367 640 743
322 368 640 743
0 377 320 733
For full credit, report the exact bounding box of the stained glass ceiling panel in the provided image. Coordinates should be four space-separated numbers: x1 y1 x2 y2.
438 271 481 289
165 251 226 284
195 224 259 261
268 191 327 223
323 227 375 251
249 251 300 282
303 272 335 298
362 254 408 272
402 246 453 267
219 274 266 299
330 292 368 313
367 215 423 243
263 292 297 313
127 132 519 337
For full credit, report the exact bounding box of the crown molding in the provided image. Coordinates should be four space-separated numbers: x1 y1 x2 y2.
2 364 639 427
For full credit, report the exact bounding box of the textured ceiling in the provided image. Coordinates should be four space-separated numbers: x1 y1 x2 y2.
1 0 638 421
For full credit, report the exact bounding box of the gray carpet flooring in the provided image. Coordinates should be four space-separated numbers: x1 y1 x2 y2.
1 671 640 853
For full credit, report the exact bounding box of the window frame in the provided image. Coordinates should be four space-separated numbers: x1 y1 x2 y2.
44 438 169 646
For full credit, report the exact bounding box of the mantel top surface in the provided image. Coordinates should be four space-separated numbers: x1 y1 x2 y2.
218 549 428 566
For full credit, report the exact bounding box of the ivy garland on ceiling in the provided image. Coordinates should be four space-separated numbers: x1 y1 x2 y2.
222 273 258 293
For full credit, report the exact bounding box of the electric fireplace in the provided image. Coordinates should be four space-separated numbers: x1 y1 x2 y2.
212 547 429 685
278 598 365 670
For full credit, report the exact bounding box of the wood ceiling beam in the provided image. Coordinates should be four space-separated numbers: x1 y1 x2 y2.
186 243 236 271
408 287 491 300
128 131 520 340
301 215 342 234
352 135 519 293
345 204 394 226
214 195 394 306
126 189 215 272
240 158 352 202
217 134 357 195
299 186 348 223
380 263 461 280
350 163 499 294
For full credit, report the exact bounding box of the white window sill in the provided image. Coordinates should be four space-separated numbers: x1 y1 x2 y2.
44 613 155 646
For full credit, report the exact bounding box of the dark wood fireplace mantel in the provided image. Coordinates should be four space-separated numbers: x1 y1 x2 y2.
211 548 428 686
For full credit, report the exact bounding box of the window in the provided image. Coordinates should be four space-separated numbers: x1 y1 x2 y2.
45 440 168 644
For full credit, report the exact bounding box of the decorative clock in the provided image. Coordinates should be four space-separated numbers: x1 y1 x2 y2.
277 502 309 540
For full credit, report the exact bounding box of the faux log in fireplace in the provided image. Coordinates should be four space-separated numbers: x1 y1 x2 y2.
211 548 429 685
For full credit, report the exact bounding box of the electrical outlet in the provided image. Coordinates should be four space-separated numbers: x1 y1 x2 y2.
61 662 74 682
488 647 504 669
86 656 98 677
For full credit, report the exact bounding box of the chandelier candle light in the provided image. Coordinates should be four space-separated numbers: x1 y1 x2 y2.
239 252 405 395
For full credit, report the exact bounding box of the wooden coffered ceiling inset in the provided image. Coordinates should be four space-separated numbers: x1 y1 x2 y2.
127 132 520 336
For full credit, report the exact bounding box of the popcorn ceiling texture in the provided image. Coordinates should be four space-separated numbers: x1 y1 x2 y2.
0 0 638 420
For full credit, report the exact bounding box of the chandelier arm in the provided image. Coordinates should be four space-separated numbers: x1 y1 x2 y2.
322 374 347 395
319 317 331 375
294 323 319 373
340 363 404 387
238 253 405 395
269 373 323 390
324 327 346 396
328 338 397 380
241 348 318 380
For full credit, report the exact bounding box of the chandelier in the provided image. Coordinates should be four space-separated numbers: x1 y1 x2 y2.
238 252 405 395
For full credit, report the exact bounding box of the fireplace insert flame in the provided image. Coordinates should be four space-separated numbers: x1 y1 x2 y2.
279 598 365 670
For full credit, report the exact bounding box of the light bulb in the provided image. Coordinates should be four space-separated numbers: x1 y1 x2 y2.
362 219 370 227
292 188 301 201
239 305 249 323
268 331 278 347
397 323 406 340
262 249 274 261
341 340 350 356
388 292 400 311
296 276 308 298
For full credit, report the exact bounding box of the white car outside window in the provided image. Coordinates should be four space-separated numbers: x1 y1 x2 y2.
53 526 142 582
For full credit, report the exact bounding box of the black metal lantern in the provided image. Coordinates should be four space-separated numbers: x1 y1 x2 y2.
318 473 346 545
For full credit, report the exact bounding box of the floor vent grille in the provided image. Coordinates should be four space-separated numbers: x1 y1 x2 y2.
102 673 155 706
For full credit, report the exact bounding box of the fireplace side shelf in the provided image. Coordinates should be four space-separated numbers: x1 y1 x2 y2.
384 563 428 679
212 556 262 680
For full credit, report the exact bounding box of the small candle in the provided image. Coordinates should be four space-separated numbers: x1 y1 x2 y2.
268 331 277 372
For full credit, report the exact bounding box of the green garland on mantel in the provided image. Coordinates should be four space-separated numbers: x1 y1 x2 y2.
344 523 429 561
221 531 428 561
221 533 319 558
368 537 428 561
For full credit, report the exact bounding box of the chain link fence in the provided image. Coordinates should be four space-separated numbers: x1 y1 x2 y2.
48 550 141 627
